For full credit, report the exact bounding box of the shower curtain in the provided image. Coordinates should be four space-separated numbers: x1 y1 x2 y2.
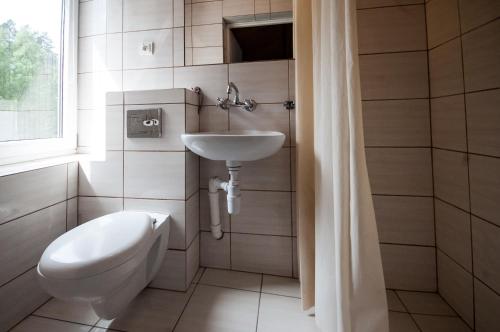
294 0 389 331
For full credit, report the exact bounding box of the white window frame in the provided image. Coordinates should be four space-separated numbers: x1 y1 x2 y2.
0 0 78 166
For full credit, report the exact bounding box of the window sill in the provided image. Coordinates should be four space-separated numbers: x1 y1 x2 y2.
0 153 85 177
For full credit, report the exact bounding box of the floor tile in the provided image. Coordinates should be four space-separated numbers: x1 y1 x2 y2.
96 287 192 332
34 298 100 326
257 293 319 332
412 314 473 332
387 290 406 312
11 316 91 332
397 291 455 315
388 311 420 332
174 284 260 332
199 268 262 292
261 275 300 298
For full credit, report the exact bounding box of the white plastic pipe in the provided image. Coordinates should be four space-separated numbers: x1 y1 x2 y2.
207 163 242 239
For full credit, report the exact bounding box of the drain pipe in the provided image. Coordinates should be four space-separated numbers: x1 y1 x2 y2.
208 161 242 239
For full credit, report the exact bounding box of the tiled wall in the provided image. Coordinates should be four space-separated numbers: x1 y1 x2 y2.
0 162 78 331
178 60 297 277
184 0 293 66
357 1 435 291
426 0 500 330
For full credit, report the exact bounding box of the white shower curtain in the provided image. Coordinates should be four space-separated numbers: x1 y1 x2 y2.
311 0 389 331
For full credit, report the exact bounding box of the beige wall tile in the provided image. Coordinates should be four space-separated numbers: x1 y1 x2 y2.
230 104 291 146
200 231 231 269
472 217 500 293
186 235 200 284
466 89 500 157
105 106 124 150
387 290 406 312
124 151 186 199
192 24 223 47
373 195 434 245
223 0 254 17
0 202 66 286
462 20 500 92
174 0 185 27
438 251 474 327
229 60 289 103
357 5 426 54
200 158 227 189
67 197 78 231
380 244 436 291
123 0 173 31
78 196 123 224
78 35 106 73
231 191 292 236
192 1 223 25
123 198 187 250
0 165 67 224
435 199 472 271
185 193 200 248
173 28 185 67
193 47 224 65
107 0 123 33
231 233 292 276
469 154 500 227
200 106 229 132
359 52 429 100
255 0 270 14
432 149 470 210
79 151 124 197
186 152 200 199
429 38 464 97
474 278 500 332
459 0 500 33
106 33 123 71
365 147 433 196
240 148 291 191
150 249 187 291
362 99 430 147
123 29 173 69
431 94 467 151
79 0 106 37
123 68 173 91
357 0 423 9
270 0 292 13
174 64 228 105
425 0 460 48
0 269 50 331
292 237 298 278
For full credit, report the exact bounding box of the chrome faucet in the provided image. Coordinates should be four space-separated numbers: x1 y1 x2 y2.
217 82 256 112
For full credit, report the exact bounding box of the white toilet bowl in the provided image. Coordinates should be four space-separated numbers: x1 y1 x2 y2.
37 211 170 319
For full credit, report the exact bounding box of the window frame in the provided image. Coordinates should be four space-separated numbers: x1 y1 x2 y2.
0 0 78 165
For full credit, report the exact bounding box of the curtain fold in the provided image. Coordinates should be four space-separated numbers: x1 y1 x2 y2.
295 0 389 331
293 0 316 311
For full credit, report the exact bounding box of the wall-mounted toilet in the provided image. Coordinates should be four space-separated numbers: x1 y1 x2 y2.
37 211 170 319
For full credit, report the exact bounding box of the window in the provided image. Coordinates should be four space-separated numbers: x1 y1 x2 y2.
0 0 77 164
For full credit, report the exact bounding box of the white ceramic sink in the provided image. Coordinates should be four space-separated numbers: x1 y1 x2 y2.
181 130 285 161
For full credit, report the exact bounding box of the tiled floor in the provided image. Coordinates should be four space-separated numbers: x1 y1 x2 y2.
11 268 472 332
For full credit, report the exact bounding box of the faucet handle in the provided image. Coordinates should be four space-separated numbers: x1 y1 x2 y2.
242 99 257 112
216 97 230 110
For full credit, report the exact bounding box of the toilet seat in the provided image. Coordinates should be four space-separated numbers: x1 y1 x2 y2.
39 211 154 280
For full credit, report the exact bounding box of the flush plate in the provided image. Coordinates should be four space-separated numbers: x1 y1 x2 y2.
127 108 162 138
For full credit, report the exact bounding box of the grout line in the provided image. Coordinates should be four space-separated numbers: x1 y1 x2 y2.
434 196 500 230
359 49 428 56
255 274 264 332
422 0 439 301
393 291 424 332
29 314 98 330
171 268 206 332
356 3 424 11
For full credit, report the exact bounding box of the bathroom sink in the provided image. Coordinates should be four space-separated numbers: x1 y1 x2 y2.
181 130 285 161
